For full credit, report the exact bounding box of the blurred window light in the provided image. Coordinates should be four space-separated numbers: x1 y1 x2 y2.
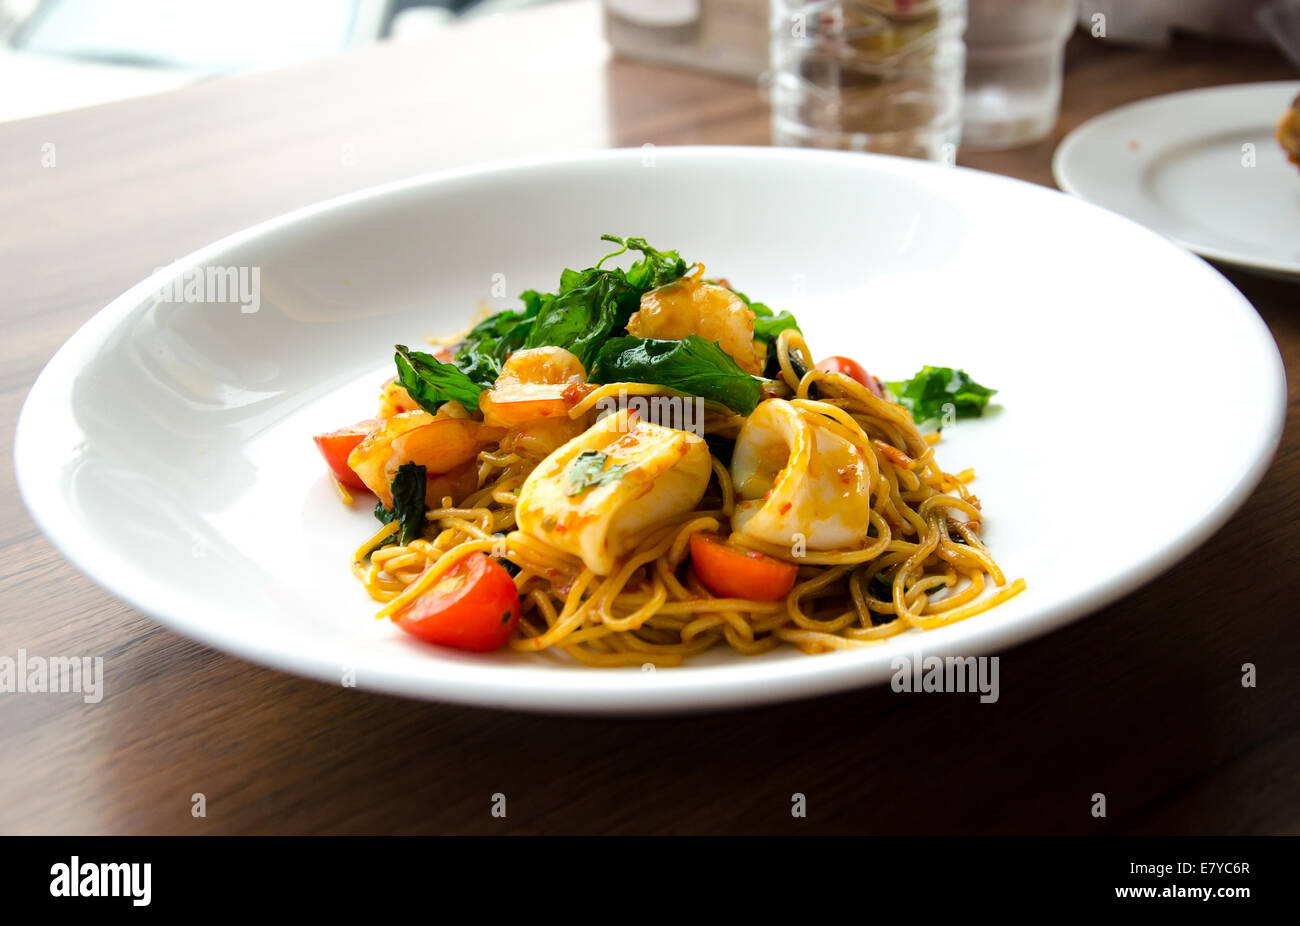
10 0 378 71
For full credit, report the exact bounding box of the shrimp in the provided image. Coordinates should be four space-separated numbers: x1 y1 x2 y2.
730 399 872 550
626 265 761 374
378 377 416 418
348 410 502 507
479 346 591 428
479 346 596 458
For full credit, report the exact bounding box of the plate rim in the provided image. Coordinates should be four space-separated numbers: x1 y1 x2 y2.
14 145 1289 714
1052 80 1300 277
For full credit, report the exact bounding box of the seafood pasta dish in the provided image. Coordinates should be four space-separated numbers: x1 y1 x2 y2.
312 236 1023 666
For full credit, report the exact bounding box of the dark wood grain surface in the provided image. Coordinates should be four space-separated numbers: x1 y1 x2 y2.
1 1 1297 835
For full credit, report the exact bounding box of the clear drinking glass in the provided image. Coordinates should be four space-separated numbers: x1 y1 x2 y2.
962 0 1077 150
769 0 968 161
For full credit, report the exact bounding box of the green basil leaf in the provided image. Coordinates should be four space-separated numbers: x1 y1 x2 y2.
446 236 692 380
885 366 996 426
730 288 801 346
453 304 538 387
599 234 689 292
373 462 427 546
592 334 763 415
394 344 484 414
752 310 801 344
524 268 638 370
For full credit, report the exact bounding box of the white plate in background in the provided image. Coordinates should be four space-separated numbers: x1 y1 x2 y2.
14 147 1286 714
1054 81 1300 280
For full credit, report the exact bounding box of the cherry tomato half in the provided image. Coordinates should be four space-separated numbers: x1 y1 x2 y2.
689 533 798 602
313 420 379 491
395 553 520 652
815 355 883 397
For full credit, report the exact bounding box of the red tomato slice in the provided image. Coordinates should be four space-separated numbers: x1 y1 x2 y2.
395 553 520 652
816 355 884 397
689 533 798 602
313 420 379 491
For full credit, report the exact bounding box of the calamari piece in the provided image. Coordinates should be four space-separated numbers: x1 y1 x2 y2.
730 399 872 550
516 409 711 574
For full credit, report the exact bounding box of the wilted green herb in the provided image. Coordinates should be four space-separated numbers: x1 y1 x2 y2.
394 344 483 414
886 366 996 427
566 450 629 496
372 462 427 546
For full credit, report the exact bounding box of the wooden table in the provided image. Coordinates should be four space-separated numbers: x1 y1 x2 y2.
1 1 1296 835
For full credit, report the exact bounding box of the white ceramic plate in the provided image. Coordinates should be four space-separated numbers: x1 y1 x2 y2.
1053 81 1300 279
15 147 1286 714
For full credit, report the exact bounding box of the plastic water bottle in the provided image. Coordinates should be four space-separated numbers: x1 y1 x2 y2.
770 0 967 161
